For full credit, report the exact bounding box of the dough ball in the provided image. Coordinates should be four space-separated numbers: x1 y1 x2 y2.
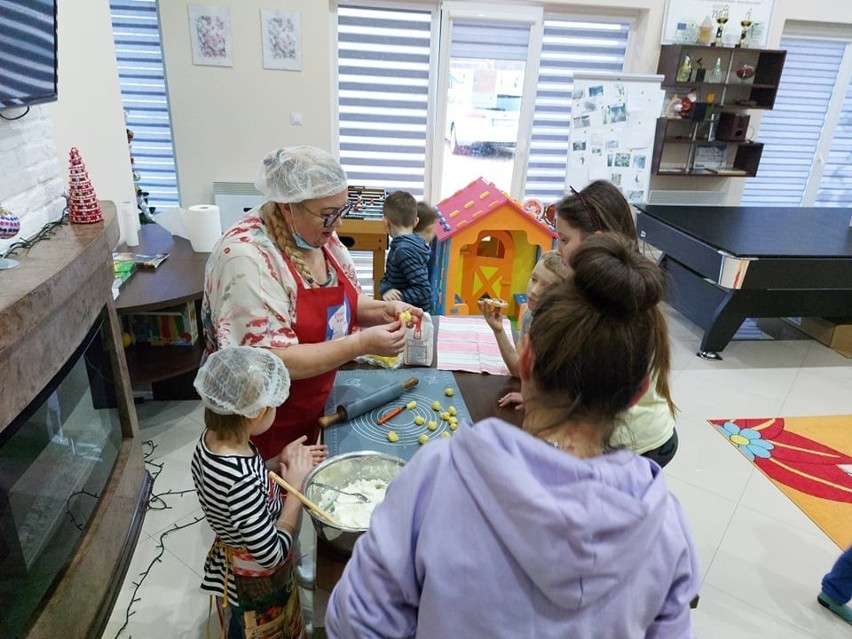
449 416 458 425
440 432 451 439
418 433 429 445
387 430 399 442
414 415 426 425
444 387 455 397
449 422 458 431
440 412 450 421
399 310 413 324
406 400 417 410
427 420 438 431
431 400 442 411
448 406 457 416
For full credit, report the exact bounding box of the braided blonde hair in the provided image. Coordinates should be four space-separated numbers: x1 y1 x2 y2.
261 202 319 288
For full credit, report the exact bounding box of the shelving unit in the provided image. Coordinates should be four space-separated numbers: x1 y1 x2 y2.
114 223 207 400
652 45 785 177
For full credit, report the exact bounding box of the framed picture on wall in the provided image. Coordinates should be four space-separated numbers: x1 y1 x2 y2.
260 9 302 71
188 4 232 67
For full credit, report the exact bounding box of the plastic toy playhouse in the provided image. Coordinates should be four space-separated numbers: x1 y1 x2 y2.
433 177 556 317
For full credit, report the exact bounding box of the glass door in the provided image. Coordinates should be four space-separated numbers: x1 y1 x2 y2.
433 3 542 202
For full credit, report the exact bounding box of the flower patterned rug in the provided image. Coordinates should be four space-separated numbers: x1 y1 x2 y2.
709 415 852 548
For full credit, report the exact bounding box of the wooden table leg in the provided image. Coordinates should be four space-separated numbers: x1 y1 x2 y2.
373 246 385 299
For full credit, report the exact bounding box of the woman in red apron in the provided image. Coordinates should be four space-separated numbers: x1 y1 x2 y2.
202 146 421 463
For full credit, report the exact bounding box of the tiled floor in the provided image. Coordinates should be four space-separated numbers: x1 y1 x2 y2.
101 309 852 638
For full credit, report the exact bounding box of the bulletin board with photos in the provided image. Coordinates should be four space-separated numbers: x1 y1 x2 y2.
566 73 665 205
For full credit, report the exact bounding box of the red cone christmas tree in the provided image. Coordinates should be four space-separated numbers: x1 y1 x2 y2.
67 147 103 224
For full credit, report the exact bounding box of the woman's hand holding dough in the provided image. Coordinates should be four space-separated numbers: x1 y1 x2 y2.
358 321 407 356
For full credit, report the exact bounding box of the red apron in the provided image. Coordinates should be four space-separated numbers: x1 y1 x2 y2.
252 247 358 460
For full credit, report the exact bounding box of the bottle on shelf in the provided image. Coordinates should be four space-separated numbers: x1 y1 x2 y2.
707 57 723 83
676 55 693 82
697 16 714 45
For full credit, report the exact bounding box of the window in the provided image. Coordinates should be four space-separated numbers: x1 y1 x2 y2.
334 3 632 202
336 4 434 197
741 34 852 207
525 17 630 202
815 75 852 205
110 0 179 209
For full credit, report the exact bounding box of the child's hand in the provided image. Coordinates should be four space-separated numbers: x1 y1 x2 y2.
281 443 313 489
307 443 328 466
478 299 504 333
382 288 402 302
497 392 524 410
279 435 308 467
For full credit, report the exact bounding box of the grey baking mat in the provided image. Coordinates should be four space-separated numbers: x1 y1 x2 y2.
322 369 470 462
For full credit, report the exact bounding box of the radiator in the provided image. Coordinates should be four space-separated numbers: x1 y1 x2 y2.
211 181 377 296
212 181 265 231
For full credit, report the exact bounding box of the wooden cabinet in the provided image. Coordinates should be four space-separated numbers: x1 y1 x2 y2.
652 45 785 177
114 223 208 400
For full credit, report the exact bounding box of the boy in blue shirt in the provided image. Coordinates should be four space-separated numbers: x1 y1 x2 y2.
380 191 432 311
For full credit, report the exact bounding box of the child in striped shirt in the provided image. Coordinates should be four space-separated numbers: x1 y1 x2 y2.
192 346 324 639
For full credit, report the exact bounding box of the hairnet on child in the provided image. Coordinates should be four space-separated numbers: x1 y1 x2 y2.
255 145 348 203
194 346 290 418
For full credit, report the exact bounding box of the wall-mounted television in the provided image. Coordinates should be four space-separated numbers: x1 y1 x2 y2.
0 0 58 112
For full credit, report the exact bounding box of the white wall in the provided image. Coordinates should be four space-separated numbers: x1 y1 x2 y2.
0 109 65 253
156 0 852 208
159 0 332 208
0 0 135 255
48 0 136 235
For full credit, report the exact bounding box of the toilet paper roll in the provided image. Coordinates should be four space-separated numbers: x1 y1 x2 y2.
183 204 223 253
123 201 139 247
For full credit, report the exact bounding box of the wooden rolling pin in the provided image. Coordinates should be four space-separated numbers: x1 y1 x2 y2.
318 376 418 428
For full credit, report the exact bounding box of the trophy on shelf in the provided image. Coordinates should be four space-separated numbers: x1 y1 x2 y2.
712 4 729 47
738 10 753 48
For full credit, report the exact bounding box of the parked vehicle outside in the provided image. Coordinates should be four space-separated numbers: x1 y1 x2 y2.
446 93 521 155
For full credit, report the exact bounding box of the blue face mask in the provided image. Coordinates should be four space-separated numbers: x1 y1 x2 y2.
293 229 319 250
286 207 319 249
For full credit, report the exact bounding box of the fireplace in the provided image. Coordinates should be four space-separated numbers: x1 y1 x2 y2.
0 203 151 638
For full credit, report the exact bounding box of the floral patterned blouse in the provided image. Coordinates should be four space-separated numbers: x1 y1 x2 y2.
201 207 361 352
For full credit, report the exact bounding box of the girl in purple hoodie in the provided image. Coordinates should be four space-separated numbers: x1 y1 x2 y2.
326 233 700 638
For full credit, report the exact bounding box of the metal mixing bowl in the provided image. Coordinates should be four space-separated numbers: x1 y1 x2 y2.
302 451 405 555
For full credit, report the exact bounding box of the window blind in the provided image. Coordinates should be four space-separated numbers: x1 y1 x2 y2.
741 38 846 206
337 4 433 197
110 0 179 208
815 76 852 206
524 18 630 202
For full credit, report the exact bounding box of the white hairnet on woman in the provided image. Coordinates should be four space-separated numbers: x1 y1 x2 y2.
255 145 348 203
194 346 290 418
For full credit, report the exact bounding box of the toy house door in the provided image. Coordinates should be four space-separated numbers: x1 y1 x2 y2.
460 231 514 311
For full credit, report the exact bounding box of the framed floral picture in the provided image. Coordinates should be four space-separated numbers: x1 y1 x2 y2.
188 4 232 67
260 9 302 71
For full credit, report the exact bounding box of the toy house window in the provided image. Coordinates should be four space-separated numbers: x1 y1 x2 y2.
741 32 852 207
476 236 506 258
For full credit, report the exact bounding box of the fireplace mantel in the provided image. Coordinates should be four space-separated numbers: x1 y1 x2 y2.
0 202 151 638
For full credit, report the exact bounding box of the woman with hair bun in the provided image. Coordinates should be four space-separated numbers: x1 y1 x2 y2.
326 233 700 639
555 180 679 467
